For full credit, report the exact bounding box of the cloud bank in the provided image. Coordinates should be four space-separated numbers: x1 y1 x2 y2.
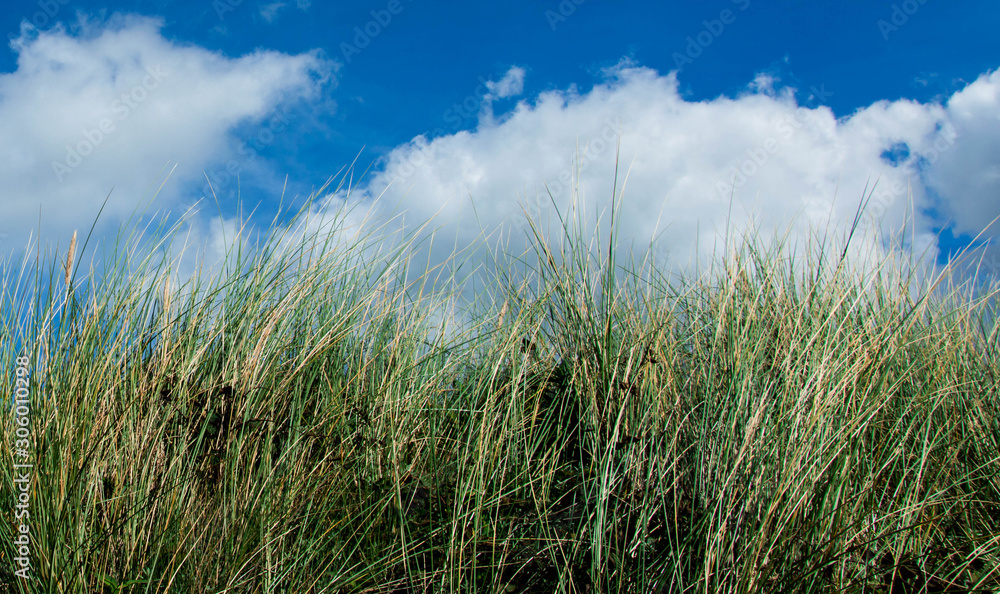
1 13 997 314
0 12 333 257
328 60 998 295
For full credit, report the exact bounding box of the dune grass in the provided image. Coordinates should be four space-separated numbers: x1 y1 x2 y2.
1 174 999 593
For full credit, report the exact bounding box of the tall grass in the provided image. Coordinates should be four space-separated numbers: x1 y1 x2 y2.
2 173 999 593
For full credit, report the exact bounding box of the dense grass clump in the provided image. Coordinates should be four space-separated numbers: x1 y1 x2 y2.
1 180 999 593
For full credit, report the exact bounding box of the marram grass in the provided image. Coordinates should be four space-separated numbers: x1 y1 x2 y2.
1 184 999 593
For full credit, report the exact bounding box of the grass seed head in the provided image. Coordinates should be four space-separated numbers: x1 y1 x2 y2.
65 229 77 287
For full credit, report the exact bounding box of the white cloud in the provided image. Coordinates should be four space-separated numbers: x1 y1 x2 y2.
260 2 286 23
475 66 528 127
334 63 973 281
486 66 526 99
924 69 1000 238
3 13 996 312
0 12 334 258
285 60 1000 317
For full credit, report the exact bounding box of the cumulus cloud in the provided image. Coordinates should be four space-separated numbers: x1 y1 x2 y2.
924 70 1000 239
318 60 999 297
4 12 997 315
486 66 526 99
471 65 528 129
0 12 334 257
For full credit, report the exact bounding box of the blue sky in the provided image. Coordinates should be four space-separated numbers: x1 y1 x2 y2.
1 0 998 294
